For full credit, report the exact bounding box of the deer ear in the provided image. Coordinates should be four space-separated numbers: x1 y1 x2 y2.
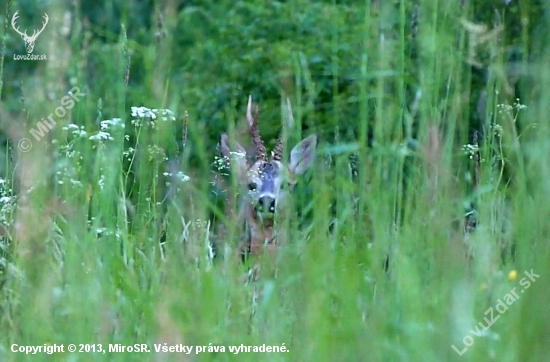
289 134 317 176
220 133 246 157
220 133 248 179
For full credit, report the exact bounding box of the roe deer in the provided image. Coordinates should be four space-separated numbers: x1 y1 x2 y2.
219 96 317 281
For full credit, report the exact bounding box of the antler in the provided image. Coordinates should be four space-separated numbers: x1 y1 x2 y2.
272 136 283 161
246 96 267 161
11 11 48 40
273 98 294 161
11 11 27 38
32 14 49 39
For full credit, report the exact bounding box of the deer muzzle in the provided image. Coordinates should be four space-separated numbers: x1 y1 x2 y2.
256 195 276 215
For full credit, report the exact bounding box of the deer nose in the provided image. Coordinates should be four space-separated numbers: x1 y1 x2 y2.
258 196 276 213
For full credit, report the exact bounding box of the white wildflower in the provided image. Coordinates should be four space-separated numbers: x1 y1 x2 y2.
131 106 156 119
163 171 190 182
462 144 479 159
98 174 105 189
0 196 12 204
130 106 176 127
101 118 125 130
89 131 113 141
62 123 88 138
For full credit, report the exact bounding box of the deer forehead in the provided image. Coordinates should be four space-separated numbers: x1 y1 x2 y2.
247 161 285 184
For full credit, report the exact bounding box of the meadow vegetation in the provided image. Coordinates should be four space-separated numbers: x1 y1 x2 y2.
0 0 549 361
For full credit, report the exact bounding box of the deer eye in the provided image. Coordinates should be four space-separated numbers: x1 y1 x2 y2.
248 182 257 191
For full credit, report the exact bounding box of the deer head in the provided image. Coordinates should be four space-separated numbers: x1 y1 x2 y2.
220 96 317 259
11 11 49 54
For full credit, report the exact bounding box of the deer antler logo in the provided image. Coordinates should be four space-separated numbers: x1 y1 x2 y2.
11 11 49 54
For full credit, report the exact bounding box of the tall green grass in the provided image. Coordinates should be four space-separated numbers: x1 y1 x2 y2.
0 0 549 361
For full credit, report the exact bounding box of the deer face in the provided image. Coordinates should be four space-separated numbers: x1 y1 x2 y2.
220 97 317 220
246 160 283 216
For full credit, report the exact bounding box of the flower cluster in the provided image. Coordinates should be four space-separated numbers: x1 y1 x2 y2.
130 106 176 127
